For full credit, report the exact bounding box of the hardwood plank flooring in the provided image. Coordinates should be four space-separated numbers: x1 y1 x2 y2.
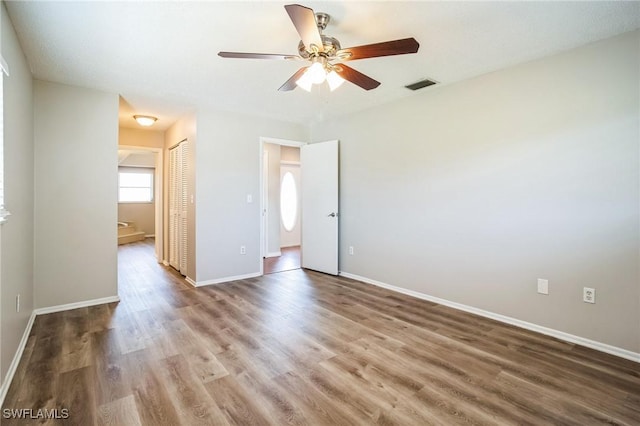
2 238 639 425
264 246 301 274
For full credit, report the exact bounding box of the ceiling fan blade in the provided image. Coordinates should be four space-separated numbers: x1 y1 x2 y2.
218 52 300 60
337 38 419 61
334 64 380 90
284 4 324 52
278 67 309 91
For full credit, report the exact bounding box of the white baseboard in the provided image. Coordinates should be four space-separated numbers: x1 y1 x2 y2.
339 271 640 363
185 276 197 287
192 272 262 287
280 244 300 249
0 311 36 407
265 251 281 258
34 295 120 315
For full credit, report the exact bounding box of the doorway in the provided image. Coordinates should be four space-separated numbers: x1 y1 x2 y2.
260 137 305 275
117 145 163 262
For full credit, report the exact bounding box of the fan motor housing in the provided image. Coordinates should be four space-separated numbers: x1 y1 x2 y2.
298 35 341 59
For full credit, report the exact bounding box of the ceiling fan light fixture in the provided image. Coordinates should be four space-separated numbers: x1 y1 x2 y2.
307 61 326 85
219 5 420 93
295 71 314 92
326 70 345 91
133 115 158 127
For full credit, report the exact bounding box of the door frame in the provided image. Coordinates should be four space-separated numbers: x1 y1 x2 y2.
117 144 164 263
259 137 306 276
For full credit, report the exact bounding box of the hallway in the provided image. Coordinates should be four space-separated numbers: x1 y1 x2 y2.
263 246 301 274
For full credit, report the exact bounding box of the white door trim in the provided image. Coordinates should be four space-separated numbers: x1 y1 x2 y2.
259 137 306 276
262 149 269 258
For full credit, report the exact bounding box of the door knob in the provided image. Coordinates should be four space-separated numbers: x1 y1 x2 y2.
328 212 337 217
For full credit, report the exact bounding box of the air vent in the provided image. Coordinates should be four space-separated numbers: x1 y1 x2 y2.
405 78 437 91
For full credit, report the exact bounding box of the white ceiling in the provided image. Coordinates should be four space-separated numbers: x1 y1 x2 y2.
6 1 640 130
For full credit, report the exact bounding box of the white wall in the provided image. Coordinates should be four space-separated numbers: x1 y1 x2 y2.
196 110 306 283
311 31 640 353
0 1 34 385
264 142 281 256
34 81 119 308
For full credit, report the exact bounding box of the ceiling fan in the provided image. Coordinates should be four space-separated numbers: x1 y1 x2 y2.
218 4 420 92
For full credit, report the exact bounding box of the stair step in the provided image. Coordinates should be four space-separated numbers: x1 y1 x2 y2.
118 221 138 236
118 231 146 245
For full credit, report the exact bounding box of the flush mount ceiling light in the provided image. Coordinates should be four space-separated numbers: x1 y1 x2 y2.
133 115 157 127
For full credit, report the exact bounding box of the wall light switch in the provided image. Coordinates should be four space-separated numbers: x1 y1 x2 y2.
537 279 549 295
247 194 253 203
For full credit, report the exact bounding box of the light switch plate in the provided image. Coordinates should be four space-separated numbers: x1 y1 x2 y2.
537 279 549 295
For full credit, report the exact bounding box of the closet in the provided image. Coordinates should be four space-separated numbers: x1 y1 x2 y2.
168 140 188 275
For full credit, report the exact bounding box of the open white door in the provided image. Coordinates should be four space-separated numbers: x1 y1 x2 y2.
301 140 339 275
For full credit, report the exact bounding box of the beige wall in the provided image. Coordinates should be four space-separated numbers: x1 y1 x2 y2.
118 202 155 236
281 145 300 162
0 2 34 385
165 114 197 280
119 126 164 149
264 142 281 256
311 31 640 353
119 153 156 168
196 110 306 282
34 81 119 308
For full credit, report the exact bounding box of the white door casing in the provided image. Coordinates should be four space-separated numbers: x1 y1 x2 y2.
262 150 269 257
259 137 306 274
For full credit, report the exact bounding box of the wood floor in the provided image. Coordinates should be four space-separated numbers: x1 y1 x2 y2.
263 246 301 274
3 239 639 425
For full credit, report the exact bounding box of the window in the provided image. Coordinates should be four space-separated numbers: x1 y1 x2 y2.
280 171 297 231
118 167 154 203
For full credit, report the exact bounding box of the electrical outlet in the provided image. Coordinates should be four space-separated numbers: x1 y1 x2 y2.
348 246 354 255
537 279 549 295
240 246 246 255
583 287 595 304
16 294 20 312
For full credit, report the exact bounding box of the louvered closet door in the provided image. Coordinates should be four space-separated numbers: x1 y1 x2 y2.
168 141 189 275
179 142 189 274
168 146 179 270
